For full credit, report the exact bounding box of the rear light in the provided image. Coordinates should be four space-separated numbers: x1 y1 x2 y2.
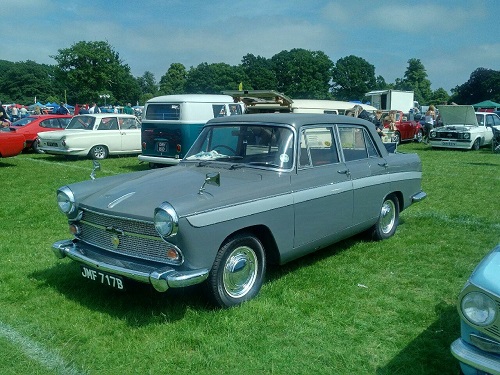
176 144 181 153
142 142 146 149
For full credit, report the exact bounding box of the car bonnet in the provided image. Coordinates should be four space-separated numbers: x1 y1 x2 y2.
437 105 478 127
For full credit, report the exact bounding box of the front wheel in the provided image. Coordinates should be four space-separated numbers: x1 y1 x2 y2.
371 195 399 241
89 145 108 159
471 138 480 151
207 233 266 308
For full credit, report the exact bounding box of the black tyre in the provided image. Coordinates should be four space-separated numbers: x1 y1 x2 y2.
32 138 44 154
89 145 108 159
372 195 399 241
207 233 266 308
471 138 480 151
392 131 401 145
414 129 423 143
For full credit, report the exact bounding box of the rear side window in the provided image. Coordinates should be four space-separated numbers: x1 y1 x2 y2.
338 125 380 161
145 104 180 120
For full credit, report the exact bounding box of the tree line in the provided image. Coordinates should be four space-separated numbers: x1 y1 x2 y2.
0 40 498 108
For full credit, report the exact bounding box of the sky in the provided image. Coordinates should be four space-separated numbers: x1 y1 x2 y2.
3 0 499 94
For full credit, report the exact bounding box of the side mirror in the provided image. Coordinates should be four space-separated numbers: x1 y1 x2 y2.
199 172 220 194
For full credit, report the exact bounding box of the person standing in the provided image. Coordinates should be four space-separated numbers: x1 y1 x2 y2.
123 103 133 115
56 102 70 115
89 103 101 114
11 105 19 121
423 105 436 144
0 101 11 128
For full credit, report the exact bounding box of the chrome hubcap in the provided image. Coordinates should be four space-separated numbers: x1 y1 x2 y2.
223 246 258 298
380 200 396 234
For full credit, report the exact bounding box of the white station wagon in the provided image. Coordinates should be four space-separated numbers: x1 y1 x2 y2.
38 114 141 159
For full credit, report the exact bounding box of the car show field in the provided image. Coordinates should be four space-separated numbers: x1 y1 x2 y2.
0 141 498 374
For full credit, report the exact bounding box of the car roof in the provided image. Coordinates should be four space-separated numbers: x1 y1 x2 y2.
206 113 369 131
74 113 137 119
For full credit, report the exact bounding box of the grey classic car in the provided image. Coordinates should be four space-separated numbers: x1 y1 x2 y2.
52 114 426 307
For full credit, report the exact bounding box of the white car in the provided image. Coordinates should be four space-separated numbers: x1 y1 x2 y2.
429 105 500 150
38 114 141 159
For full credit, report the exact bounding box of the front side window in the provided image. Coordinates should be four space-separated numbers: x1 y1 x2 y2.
185 124 294 170
145 104 181 120
299 127 339 167
66 116 95 130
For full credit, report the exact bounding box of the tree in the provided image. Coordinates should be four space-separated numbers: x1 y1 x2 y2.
51 41 140 104
429 88 450 105
0 60 60 104
241 54 276 91
397 58 432 105
271 49 333 99
185 63 246 94
137 71 158 96
331 55 376 101
159 63 187 95
450 68 500 104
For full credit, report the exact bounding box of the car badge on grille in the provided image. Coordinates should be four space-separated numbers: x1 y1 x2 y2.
111 235 120 249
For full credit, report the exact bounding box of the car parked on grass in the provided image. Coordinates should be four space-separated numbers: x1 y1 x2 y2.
429 106 500 150
451 244 500 375
38 114 141 159
10 114 72 152
380 110 423 144
51 113 426 307
0 128 26 158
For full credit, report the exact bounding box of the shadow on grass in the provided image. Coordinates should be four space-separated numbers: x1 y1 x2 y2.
30 262 211 326
376 302 461 375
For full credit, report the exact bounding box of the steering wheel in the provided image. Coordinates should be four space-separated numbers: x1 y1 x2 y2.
212 145 237 155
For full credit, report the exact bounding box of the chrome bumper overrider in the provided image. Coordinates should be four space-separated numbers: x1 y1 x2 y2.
411 191 427 203
451 338 500 374
52 239 209 292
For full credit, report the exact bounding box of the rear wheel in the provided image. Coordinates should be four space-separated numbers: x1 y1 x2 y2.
32 138 44 154
89 145 108 159
392 131 401 145
414 129 423 143
207 233 266 308
372 195 399 240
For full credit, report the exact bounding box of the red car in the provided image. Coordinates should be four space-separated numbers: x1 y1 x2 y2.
0 129 26 158
10 115 72 152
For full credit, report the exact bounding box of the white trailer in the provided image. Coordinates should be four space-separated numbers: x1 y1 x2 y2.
365 90 415 112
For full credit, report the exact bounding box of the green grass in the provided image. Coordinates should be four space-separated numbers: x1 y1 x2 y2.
0 145 499 375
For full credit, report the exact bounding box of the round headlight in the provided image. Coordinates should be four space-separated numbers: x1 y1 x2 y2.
463 133 470 139
154 203 178 238
430 131 436 138
57 186 76 215
461 291 497 326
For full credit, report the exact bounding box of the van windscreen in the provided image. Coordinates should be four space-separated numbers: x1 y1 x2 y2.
145 104 181 120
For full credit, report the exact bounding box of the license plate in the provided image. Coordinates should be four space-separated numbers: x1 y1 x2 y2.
80 266 125 290
442 141 456 146
157 142 167 152
47 142 58 147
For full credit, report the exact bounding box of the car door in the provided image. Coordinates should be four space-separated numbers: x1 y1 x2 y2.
292 125 353 249
95 117 121 152
337 125 390 226
119 117 141 152
484 114 496 144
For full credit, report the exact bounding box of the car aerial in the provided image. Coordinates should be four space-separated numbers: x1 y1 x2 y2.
51 113 426 307
10 114 72 152
429 105 500 150
0 128 26 158
451 244 500 375
38 113 141 159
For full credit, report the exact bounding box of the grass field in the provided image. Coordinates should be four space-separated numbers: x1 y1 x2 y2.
0 143 499 375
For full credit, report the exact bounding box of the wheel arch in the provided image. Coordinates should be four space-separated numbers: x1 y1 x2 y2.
220 225 280 265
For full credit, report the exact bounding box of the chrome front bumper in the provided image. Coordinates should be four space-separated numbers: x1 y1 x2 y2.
411 191 427 203
451 338 500 374
52 239 209 292
137 154 180 165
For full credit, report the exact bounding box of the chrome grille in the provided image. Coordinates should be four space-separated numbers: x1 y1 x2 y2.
76 209 182 265
485 300 500 339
